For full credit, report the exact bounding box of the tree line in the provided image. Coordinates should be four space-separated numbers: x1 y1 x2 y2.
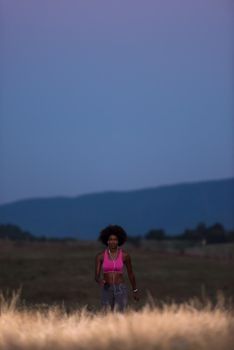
0 222 234 245
128 222 234 246
0 224 76 242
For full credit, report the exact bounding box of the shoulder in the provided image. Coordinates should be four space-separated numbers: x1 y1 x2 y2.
121 248 131 261
95 250 106 262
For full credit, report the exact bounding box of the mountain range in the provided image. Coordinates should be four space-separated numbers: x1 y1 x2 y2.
0 178 233 239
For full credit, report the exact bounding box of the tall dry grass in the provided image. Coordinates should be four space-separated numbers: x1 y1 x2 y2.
0 288 233 350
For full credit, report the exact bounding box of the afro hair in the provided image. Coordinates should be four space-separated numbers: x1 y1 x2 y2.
98 224 128 246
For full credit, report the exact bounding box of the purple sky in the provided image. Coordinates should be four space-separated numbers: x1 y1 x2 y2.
0 0 233 204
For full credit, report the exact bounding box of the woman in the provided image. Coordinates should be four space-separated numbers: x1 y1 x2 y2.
95 224 140 313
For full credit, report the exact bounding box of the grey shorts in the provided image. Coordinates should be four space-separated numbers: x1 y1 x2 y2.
100 283 128 313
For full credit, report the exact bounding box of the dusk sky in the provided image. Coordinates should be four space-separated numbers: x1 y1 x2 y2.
0 0 233 205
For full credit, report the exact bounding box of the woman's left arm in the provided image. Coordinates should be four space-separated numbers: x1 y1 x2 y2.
125 253 140 300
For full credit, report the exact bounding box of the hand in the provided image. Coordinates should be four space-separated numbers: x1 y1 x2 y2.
132 290 140 301
99 279 106 287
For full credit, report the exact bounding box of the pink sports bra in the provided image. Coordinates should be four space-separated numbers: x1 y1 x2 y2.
102 248 124 273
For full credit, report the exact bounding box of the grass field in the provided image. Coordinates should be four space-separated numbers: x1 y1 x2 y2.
0 289 233 350
0 240 234 349
0 239 233 311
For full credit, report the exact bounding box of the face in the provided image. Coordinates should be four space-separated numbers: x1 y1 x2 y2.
107 234 119 248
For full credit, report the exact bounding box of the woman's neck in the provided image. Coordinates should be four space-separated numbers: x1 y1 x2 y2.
108 246 118 253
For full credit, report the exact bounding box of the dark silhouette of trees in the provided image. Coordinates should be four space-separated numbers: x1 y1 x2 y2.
145 229 166 241
127 235 142 247
205 223 227 244
1 221 233 245
144 222 234 244
0 224 77 242
0 224 35 240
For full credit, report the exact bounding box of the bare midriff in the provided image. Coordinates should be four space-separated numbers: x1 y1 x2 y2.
103 272 124 285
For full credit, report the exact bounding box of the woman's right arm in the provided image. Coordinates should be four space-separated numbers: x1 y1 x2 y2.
95 253 106 286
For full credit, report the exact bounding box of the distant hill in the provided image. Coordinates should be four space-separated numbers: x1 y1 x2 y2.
0 178 233 239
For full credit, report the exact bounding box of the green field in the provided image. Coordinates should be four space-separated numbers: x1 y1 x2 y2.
0 240 233 312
